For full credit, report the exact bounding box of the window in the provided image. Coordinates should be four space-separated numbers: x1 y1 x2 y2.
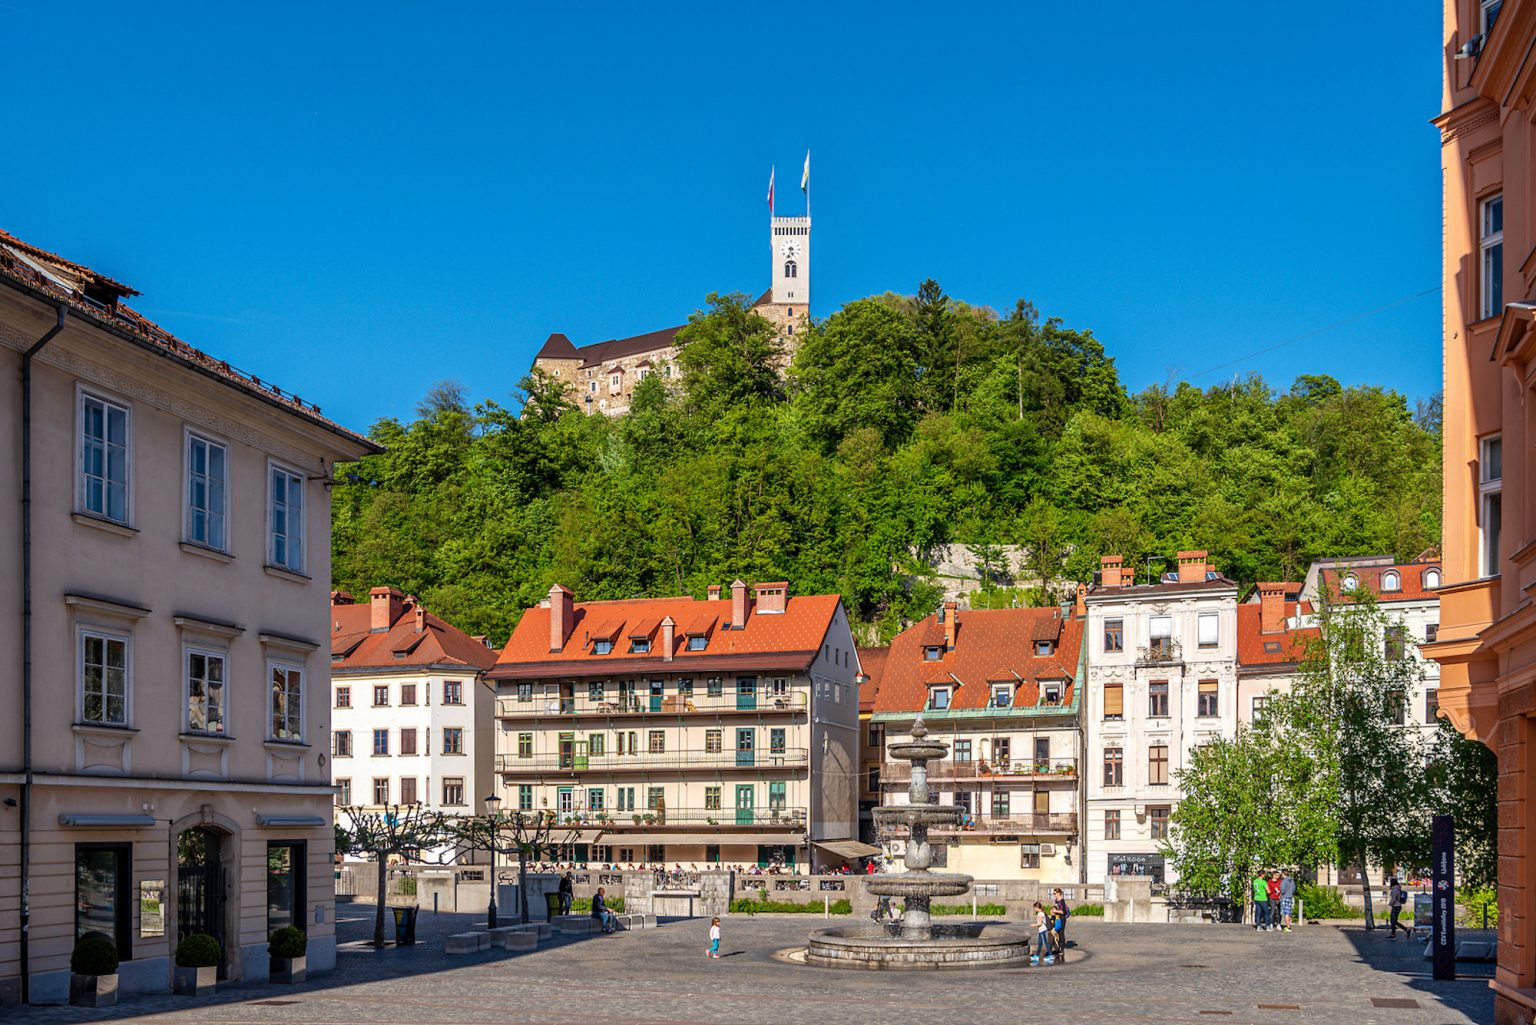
185 433 227 549
705 786 722 810
1481 193 1504 320
1252 696 1271 725
518 732 533 758
79 393 129 523
1020 843 1041 869
518 784 533 811
1196 680 1218 718
1104 809 1121 840
1425 688 1440 724
648 730 665 754
395 683 415 706
335 685 351 708
593 639 613 655
707 677 723 697
517 682 533 702
1149 745 1169 785
269 464 305 573
1481 435 1502 577
75 844 132 958
334 730 352 757
1034 639 1054 656
630 637 651 654
1424 568 1442 590
400 728 417 755
1041 683 1062 706
1149 806 1170 840
1381 571 1401 593
990 684 1012 708
1342 573 1359 592
373 685 389 706
1103 682 1124 719
443 727 464 754
928 686 951 710
373 729 390 756
1104 619 1124 653
1263 641 1282 654
186 649 226 734
1426 623 1439 644
688 635 708 651
991 790 1010 817
924 646 942 661
770 728 786 754
1197 613 1218 649
954 739 973 762
1103 747 1124 786
677 678 694 698
1390 690 1407 726
372 777 389 805
1384 625 1406 661
588 788 605 811
706 729 722 754
80 630 128 726
589 732 605 756
400 777 418 805
1483 0 1504 35
442 777 465 806
1148 681 1169 718
587 681 605 701
337 778 352 805
768 781 786 810
646 787 665 810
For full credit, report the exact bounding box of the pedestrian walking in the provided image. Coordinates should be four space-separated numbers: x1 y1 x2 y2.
558 870 574 916
1279 871 1295 932
1387 877 1408 938
1051 887 1070 954
1031 902 1054 965
1252 871 1271 931
707 917 722 959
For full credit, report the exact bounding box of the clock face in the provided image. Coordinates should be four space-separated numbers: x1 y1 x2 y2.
780 240 801 261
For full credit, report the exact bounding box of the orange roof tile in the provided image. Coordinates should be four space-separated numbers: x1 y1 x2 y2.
1236 600 1318 667
857 646 889 712
331 596 499 673
1321 562 1441 603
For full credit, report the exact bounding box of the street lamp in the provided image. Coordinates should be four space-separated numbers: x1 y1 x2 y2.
484 794 502 928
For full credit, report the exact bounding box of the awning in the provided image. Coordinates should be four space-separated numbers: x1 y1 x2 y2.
58 814 156 828
813 839 882 859
574 832 807 846
255 814 327 828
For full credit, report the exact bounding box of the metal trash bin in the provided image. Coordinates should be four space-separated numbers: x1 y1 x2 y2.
392 905 419 946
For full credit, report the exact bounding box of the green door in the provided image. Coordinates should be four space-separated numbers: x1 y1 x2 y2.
735 785 755 825
649 680 664 712
736 677 757 711
736 728 755 767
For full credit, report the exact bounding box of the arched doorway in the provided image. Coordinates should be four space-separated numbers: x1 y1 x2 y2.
177 827 229 976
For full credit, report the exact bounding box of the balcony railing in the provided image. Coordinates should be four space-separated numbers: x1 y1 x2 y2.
881 758 1077 784
881 811 1078 836
497 689 808 719
1136 640 1182 665
496 748 809 773
534 806 808 830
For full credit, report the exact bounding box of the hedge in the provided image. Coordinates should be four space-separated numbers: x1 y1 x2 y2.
729 898 853 914
930 903 1007 916
570 897 625 913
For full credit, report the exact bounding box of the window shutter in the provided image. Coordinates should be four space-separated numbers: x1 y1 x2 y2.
1104 683 1123 717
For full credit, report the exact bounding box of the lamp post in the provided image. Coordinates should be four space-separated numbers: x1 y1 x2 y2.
484 794 502 929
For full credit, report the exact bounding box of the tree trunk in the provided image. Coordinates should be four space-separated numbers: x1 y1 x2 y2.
1358 856 1376 931
373 857 388 947
518 850 530 924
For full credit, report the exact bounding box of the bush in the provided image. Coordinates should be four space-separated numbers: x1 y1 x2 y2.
70 935 119 976
268 927 307 959
1296 884 1360 920
175 933 221 968
570 897 625 913
930 902 1007 916
1461 885 1499 929
728 897 852 914
1071 903 1105 917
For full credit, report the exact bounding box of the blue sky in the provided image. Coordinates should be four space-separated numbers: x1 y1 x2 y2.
4 2 1443 432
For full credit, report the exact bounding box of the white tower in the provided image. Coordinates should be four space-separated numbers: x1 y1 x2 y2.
770 215 810 307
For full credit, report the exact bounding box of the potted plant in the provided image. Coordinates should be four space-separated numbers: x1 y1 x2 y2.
642 813 655 825
268 926 307 984
69 934 119 1007
173 933 220 996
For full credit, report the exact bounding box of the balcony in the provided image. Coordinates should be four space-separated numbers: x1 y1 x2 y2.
881 811 1078 837
536 806 808 831
496 748 809 773
497 688 808 719
881 758 1077 785
1136 640 1182 665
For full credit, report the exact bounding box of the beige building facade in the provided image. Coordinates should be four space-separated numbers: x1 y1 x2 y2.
0 229 376 1003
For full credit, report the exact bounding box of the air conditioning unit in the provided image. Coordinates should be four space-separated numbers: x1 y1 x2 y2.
1040 843 1057 857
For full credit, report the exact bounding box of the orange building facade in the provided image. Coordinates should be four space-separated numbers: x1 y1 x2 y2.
1427 1 1536 1020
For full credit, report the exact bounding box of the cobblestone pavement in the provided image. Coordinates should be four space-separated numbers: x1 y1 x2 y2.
8 908 1495 1025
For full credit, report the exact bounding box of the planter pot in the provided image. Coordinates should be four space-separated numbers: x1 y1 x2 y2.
270 955 306 984
173 964 217 997
69 973 118 1008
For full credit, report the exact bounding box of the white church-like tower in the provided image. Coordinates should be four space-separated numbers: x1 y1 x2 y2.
762 214 810 346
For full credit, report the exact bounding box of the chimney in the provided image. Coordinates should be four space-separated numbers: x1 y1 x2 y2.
707 584 722 602
331 590 355 606
943 601 958 651
369 586 403 633
1177 550 1209 584
549 584 574 652
754 582 788 614
414 603 426 633
1100 555 1125 588
1074 583 1087 620
661 616 675 662
1258 583 1287 635
731 579 748 629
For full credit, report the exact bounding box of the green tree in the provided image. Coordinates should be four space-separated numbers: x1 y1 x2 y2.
338 805 450 947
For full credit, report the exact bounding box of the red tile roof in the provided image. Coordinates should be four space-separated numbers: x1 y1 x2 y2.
1321 562 1441 603
1236 600 1318 667
540 288 783 370
534 332 581 360
0 228 378 452
489 591 844 680
857 646 889 712
871 607 1082 714
331 595 499 673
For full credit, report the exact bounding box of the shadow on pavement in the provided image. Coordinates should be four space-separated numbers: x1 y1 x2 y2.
1339 923 1495 1025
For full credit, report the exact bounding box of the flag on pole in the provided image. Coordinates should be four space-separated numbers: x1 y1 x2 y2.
800 150 810 193
767 166 775 214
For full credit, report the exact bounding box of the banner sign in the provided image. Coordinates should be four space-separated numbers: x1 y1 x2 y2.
1431 814 1456 981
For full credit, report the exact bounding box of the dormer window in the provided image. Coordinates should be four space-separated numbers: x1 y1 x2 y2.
593 639 613 655
928 686 951 710
630 638 651 654
1424 567 1441 590
1041 684 1062 706
1381 570 1401 592
688 635 708 651
1263 641 1282 654
924 646 942 662
990 684 1012 708
1341 574 1359 592
1034 640 1054 656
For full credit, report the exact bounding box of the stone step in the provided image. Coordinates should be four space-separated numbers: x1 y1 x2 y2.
488 927 538 951
445 932 489 954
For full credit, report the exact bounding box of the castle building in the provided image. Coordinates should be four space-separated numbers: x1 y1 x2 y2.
531 213 811 416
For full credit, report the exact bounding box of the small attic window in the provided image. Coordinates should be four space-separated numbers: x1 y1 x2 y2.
630 638 651 654
1041 683 1062 706
1381 570 1401 592
990 684 1012 708
1263 641 1283 654
1034 640 1055 656
593 639 613 655
688 635 708 651
1424 567 1442 589
1341 573 1359 592
924 646 942 662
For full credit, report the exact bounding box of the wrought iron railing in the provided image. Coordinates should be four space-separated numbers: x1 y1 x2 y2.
880 758 1077 783
496 748 808 772
497 689 808 718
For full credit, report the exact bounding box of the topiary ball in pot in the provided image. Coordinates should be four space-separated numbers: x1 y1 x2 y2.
176 933 221 968
268 926 307 959
71 935 120 976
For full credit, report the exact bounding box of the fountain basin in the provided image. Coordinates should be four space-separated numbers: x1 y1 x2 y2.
886 741 949 761
864 873 973 899
872 805 964 828
806 922 1034 970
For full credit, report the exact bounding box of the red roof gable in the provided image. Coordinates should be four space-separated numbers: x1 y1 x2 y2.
1321 562 1441 603
857 646 889 712
872 607 1082 715
331 596 499 673
1236 600 1318 667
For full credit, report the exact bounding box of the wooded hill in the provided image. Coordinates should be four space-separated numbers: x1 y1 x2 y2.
330 282 1442 645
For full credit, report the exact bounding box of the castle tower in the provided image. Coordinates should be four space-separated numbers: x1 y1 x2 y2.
770 215 810 307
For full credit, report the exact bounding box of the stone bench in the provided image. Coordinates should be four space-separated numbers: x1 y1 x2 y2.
488 927 538 951
612 914 658 931
510 922 553 941
552 915 599 934
445 931 489 953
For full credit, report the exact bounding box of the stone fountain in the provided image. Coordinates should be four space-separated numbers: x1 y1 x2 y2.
806 718 1033 969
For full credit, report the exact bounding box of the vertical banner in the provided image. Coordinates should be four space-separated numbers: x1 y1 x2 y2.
1431 814 1456 981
